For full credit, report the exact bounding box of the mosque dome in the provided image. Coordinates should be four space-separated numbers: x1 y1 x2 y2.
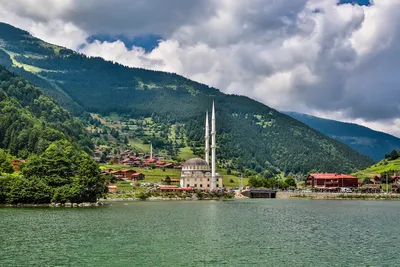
182 158 210 171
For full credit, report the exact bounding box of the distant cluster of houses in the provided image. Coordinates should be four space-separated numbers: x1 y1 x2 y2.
306 173 400 193
93 148 182 169
101 168 145 181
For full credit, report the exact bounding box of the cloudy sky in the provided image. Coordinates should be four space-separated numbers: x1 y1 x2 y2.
1 0 400 136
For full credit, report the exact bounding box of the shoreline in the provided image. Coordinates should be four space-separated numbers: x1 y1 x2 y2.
3 193 400 207
277 192 400 200
0 202 105 208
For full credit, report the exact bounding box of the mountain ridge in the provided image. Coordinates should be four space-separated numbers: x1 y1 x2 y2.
0 22 374 174
285 111 400 161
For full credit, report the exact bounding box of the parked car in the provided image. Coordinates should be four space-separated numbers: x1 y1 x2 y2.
340 188 352 193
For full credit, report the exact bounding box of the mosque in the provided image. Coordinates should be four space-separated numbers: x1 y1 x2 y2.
180 102 223 190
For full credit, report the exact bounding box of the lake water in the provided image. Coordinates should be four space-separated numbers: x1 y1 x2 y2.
1 199 400 267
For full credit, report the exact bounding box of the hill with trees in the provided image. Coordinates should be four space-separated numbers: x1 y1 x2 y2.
0 66 93 157
285 112 400 161
0 66 106 204
0 22 375 174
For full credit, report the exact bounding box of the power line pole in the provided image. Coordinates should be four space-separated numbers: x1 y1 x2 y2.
239 173 243 193
386 173 388 194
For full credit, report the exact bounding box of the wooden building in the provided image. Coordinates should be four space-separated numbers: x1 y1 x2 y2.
306 173 359 189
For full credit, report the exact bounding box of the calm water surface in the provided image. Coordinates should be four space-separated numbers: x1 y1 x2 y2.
1 199 400 267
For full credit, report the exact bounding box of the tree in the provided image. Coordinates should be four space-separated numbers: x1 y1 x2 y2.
284 176 297 188
21 140 106 203
165 176 171 185
0 149 13 174
390 150 399 160
248 177 264 188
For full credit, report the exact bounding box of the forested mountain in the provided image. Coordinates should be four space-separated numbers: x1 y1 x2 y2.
0 22 374 174
285 112 400 161
0 65 93 157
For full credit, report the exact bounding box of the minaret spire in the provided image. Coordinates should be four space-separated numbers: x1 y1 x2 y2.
211 101 216 190
150 142 153 159
205 111 210 164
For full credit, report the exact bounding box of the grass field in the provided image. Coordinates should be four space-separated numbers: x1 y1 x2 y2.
353 158 400 178
129 139 151 152
178 146 196 160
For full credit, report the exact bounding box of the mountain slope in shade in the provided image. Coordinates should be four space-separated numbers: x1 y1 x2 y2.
0 22 374 174
285 111 400 161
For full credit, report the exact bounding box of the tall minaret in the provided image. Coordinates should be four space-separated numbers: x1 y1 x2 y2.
211 101 216 190
150 142 153 159
205 111 210 164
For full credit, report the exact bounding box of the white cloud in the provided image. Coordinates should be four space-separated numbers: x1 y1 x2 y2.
2 0 400 136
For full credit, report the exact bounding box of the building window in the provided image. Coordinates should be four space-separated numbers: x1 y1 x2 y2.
200 184 203 188
216 184 219 187
187 184 190 187
194 184 197 187
207 178 210 181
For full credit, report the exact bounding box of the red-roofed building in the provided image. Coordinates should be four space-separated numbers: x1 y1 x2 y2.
158 185 193 192
164 163 174 168
370 174 382 184
132 172 145 181
10 159 26 172
107 183 118 193
120 169 136 178
392 175 400 183
306 173 359 189
147 158 156 164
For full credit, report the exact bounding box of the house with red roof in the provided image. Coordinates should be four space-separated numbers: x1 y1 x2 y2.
132 172 145 181
121 169 136 178
370 174 382 184
10 159 26 172
306 173 359 189
392 174 400 184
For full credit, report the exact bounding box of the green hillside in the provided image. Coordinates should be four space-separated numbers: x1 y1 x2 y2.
285 111 400 161
354 158 400 178
0 22 374 174
0 66 106 204
0 66 93 157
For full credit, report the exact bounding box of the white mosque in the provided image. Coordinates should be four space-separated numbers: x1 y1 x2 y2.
180 102 223 190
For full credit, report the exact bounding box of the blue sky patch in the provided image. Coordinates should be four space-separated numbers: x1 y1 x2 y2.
86 34 164 52
338 0 371 6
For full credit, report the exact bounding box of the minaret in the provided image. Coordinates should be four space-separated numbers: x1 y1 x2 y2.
150 142 153 159
211 101 216 190
205 111 210 164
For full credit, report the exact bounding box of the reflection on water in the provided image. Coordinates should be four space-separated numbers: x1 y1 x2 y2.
1 199 400 267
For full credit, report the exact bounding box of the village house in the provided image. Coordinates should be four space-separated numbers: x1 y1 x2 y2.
121 169 136 179
132 172 145 181
370 174 382 184
10 159 26 172
392 174 400 184
107 184 118 193
161 178 180 184
306 173 359 189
